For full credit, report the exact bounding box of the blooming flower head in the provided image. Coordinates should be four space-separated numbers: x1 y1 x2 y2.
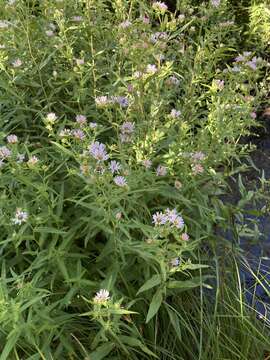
119 20 132 29
211 0 220 7
152 1 168 13
121 121 135 134
0 146 11 159
109 160 121 174
152 211 168 226
27 156 39 166
46 112 57 122
246 58 257 71
7 134 18 144
72 129 85 140
93 289 110 303
12 59 22 68
59 128 71 137
250 112 257 119
12 208 28 225
156 165 167 176
170 109 181 118
89 141 109 161
165 208 185 229
75 58 84 66
192 163 204 174
116 96 129 108
181 233 189 241
76 114 87 126
114 176 127 187
142 159 152 169
95 95 109 107
146 64 158 74
178 14 185 22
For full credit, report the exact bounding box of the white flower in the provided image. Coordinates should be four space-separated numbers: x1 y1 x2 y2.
46 112 57 122
93 289 110 303
12 59 22 68
45 30 54 37
12 208 28 225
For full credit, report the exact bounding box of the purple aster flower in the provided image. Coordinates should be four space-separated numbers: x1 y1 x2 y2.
89 141 109 161
173 215 185 229
152 1 168 12
116 96 129 108
72 129 85 140
109 160 121 174
114 175 127 187
165 208 178 223
152 211 168 226
246 58 257 70
156 165 167 176
0 146 11 159
234 55 245 63
170 109 181 118
76 114 87 126
121 121 135 134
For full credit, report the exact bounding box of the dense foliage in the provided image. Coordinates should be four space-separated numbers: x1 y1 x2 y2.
0 0 269 359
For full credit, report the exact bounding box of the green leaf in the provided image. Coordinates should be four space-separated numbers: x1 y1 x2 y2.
167 276 211 291
119 336 158 358
0 331 20 360
137 274 161 295
89 343 115 360
146 288 163 323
